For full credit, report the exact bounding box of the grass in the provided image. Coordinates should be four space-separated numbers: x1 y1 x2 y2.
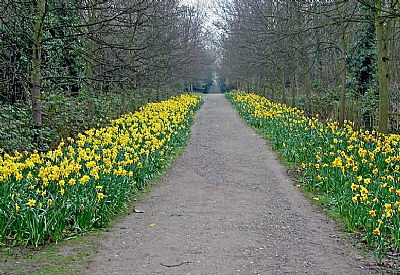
1 231 102 274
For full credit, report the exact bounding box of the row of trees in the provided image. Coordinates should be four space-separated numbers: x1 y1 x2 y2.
0 0 214 150
217 0 400 133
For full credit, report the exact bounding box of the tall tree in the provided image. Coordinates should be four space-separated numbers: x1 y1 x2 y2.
31 0 46 138
374 0 398 133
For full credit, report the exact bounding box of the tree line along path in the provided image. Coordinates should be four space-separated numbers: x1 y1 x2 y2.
86 94 377 274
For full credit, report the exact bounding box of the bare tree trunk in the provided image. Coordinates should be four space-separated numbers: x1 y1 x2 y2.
86 1 96 122
375 0 394 134
339 32 347 127
32 0 46 125
121 87 127 115
304 65 311 114
338 3 347 127
289 61 296 107
281 67 286 104
31 0 46 145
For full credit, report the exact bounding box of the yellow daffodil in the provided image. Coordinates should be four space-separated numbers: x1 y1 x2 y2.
97 193 105 201
369 210 376 217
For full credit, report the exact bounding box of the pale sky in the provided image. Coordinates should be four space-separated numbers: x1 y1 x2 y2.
182 0 207 6
182 0 198 5
181 0 220 34
181 0 218 14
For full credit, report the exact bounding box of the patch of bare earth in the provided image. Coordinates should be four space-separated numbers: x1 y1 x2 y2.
86 94 380 274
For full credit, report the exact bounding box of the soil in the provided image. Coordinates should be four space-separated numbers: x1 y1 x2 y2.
85 94 379 275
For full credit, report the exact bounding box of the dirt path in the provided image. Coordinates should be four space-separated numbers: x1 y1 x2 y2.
86 94 374 274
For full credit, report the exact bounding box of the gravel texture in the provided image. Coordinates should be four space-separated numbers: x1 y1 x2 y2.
86 94 375 275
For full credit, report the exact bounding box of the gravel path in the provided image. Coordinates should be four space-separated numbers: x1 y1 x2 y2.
86 94 374 275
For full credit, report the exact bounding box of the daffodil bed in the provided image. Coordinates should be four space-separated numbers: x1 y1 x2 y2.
227 91 399 262
0 94 202 246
